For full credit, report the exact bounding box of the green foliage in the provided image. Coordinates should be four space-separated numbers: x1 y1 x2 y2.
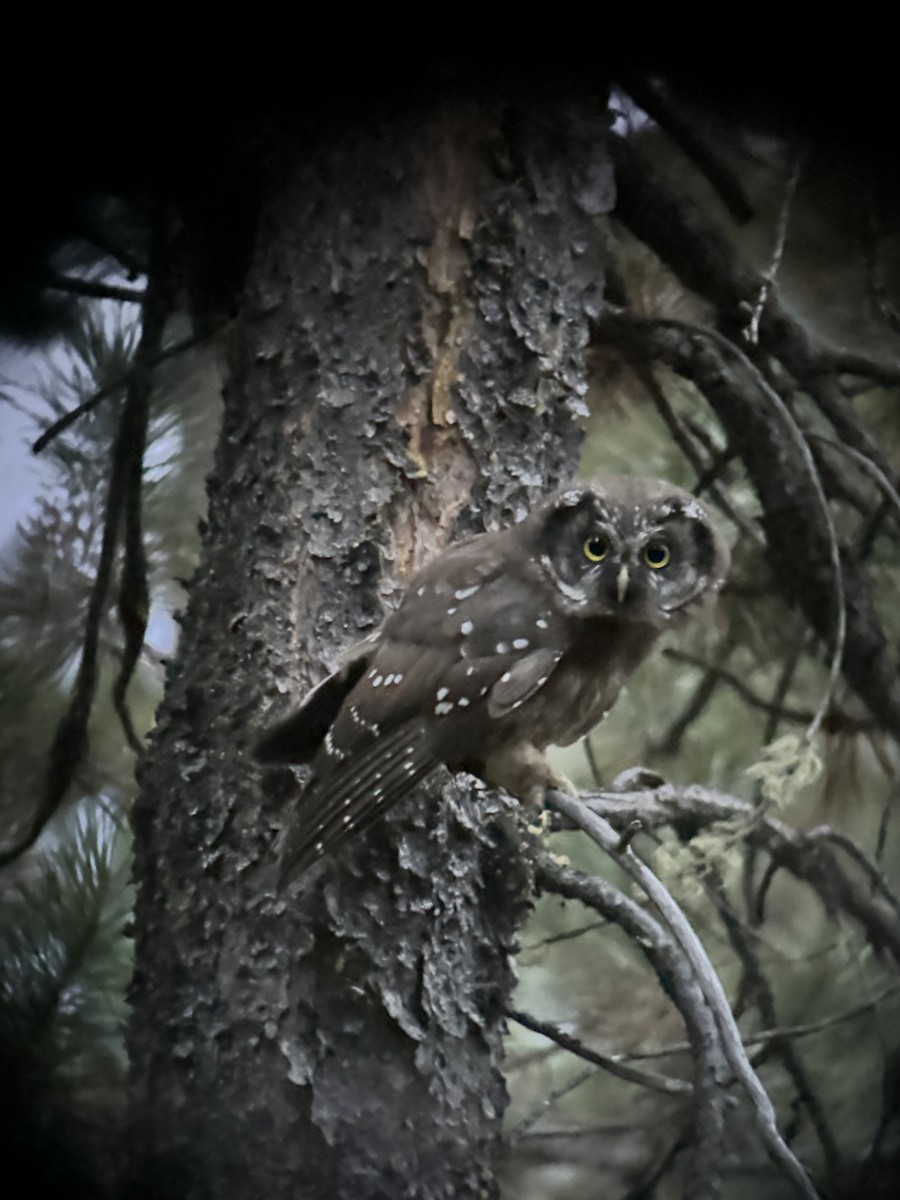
0 805 133 1197
0 806 133 1082
0 296 219 1194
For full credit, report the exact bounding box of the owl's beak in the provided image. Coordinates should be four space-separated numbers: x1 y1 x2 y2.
616 565 630 604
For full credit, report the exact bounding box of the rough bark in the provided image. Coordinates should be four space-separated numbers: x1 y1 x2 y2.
127 99 613 1199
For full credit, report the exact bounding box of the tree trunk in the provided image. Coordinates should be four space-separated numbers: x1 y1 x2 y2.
127 97 613 1200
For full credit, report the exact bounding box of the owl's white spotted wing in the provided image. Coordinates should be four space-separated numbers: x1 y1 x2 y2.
269 535 573 883
486 647 564 717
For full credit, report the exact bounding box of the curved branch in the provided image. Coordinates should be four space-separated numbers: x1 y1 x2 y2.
546 788 820 1200
532 848 730 1200
563 784 900 966
595 312 900 741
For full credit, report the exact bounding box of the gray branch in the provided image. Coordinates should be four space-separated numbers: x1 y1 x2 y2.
546 788 820 1200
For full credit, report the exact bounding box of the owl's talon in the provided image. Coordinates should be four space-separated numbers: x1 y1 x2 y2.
615 819 644 852
526 808 554 837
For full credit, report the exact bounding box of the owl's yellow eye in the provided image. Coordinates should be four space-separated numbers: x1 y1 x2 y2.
583 536 609 562
643 542 671 569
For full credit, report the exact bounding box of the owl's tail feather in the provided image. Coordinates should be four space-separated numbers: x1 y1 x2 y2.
277 719 436 886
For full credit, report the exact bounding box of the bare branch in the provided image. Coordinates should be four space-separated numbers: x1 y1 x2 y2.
804 826 900 916
663 649 876 735
622 981 900 1062
631 359 763 543
546 788 820 1200
521 919 608 952
507 1067 597 1139
533 848 730 1200
824 348 900 388
807 433 900 531
595 313 900 741
701 863 841 1175
610 131 900 401
507 1008 692 1096
615 73 755 224
573 784 900 965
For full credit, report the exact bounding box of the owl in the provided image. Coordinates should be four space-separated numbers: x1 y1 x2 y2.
255 475 729 881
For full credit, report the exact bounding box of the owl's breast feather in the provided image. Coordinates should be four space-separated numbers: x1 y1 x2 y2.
498 617 659 750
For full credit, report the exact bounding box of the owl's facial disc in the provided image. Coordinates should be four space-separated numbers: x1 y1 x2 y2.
534 481 726 624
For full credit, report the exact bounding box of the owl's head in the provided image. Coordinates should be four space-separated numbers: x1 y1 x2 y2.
529 474 729 626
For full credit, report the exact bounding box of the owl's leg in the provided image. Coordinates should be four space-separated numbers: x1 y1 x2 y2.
480 742 576 859
482 741 577 810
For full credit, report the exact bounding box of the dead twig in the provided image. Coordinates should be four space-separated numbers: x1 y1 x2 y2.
506 1008 692 1096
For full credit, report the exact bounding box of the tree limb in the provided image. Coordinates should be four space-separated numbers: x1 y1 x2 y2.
532 847 730 1200
595 312 900 741
546 788 820 1200
507 1008 692 1096
563 784 900 966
